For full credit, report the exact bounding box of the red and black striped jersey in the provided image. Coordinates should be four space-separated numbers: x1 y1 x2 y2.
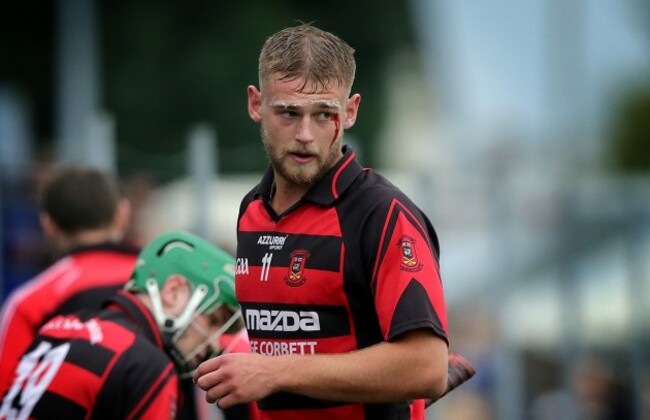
0 290 178 420
235 146 448 420
0 244 139 394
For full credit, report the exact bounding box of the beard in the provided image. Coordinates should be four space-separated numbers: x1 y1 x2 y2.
261 125 342 187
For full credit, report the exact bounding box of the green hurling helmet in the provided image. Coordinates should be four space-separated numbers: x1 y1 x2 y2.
125 230 238 334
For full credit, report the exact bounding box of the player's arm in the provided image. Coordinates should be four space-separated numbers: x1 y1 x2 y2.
193 328 448 409
0 299 39 392
275 328 448 403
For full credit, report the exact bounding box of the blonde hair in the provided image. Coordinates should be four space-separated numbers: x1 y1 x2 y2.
258 23 356 94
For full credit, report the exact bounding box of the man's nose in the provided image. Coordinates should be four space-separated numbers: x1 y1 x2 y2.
295 115 315 143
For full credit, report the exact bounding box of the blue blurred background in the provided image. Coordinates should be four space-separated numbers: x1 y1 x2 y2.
1 1 649 419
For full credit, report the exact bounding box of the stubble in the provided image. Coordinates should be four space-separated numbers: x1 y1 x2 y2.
261 125 342 188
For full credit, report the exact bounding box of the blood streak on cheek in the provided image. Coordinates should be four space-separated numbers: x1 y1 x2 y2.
331 113 340 148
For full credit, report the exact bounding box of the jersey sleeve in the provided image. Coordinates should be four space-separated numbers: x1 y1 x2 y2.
0 260 80 393
0 293 42 393
369 198 448 344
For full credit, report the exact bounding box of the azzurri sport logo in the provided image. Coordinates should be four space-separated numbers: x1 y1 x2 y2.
257 234 288 250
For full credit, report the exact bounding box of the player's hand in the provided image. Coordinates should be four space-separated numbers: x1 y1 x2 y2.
192 352 275 409
425 352 476 407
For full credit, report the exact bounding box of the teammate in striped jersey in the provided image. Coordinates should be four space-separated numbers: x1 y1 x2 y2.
0 166 137 395
0 231 243 420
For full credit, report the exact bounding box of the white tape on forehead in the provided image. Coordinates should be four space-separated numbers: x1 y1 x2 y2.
270 99 341 110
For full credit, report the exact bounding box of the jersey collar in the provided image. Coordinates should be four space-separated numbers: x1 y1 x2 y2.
109 290 165 350
63 242 140 258
256 145 364 207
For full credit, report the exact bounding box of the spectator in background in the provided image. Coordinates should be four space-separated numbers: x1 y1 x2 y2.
120 172 158 249
0 157 53 298
0 230 244 419
0 166 137 394
530 354 633 420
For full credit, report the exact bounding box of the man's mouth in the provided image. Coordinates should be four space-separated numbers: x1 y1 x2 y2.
290 151 315 163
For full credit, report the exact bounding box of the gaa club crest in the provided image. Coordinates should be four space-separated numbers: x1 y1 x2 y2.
397 235 423 272
285 250 310 287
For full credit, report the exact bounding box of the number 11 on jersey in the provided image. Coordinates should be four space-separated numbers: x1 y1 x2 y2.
261 253 273 281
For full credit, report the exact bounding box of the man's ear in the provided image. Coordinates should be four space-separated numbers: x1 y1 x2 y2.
247 85 262 123
343 93 361 129
160 275 190 315
40 212 59 241
113 198 131 236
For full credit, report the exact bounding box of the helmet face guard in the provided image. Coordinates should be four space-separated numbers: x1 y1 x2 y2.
125 231 239 375
170 307 243 377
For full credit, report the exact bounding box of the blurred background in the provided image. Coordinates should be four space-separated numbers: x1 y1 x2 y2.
1 0 649 419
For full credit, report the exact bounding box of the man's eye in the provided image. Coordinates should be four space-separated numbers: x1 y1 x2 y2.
317 112 334 121
208 316 221 328
280 111 299 118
